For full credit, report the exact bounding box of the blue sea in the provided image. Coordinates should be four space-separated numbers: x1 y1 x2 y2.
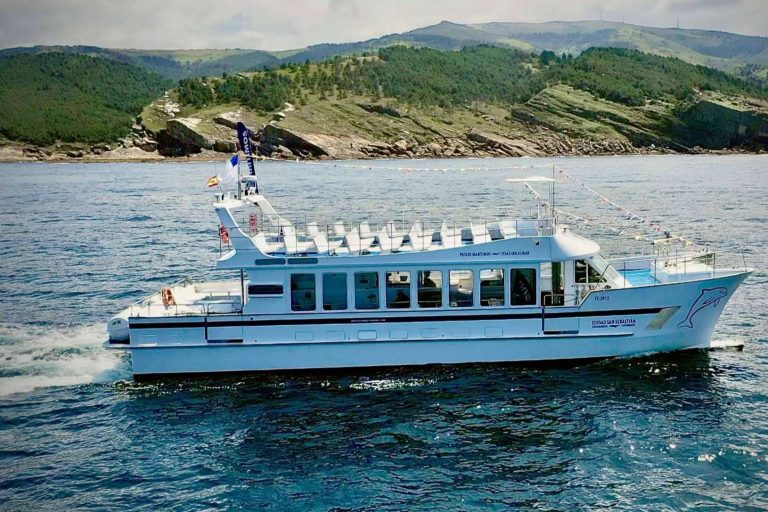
1 155 767 510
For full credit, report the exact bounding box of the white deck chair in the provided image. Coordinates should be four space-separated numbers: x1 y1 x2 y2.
343 229 362 253
281 226 299 254
471 223 491 244
333 221 346 238
487 222 504 241
254 232 285 254
376 227 394 252
306 222 321 238
312 233 343 254
408 222 431 251
359 222 375 239
384 221 404 249
499 220 517 239
356 222 376 249
312 233 329 254
440 220 461 248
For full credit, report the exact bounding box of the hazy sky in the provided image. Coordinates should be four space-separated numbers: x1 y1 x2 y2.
0 0 765 50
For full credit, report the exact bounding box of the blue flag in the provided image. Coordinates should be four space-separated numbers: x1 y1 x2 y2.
236 122 257 177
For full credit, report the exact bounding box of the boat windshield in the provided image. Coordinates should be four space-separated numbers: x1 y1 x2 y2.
589 254 622 283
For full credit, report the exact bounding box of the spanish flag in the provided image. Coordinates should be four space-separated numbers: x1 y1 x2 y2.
207 175 220 188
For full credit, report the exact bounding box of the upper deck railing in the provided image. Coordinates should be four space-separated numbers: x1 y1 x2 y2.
226 208 556 256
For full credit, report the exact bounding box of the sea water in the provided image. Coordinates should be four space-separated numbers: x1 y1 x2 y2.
0 155 766 510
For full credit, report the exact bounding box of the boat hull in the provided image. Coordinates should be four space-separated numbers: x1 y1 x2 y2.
128 331 706 377
117 271 749 376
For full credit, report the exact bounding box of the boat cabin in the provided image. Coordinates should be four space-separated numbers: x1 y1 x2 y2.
209 194 629 316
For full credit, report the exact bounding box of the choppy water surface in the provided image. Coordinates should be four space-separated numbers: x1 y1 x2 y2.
0 155 767 510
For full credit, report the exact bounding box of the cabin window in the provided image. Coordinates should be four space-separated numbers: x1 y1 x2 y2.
510 268 537 306
449 270 474 307
323 273 348 311
480 269 505 306
575 259 607 284
386 271 411 309
354 272 379 310
418 270 443 308
290 273 316 311
248 284 284 295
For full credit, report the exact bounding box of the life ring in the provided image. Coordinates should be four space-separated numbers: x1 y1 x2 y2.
249 213 259 234
161 287 176 306
219 225 230 244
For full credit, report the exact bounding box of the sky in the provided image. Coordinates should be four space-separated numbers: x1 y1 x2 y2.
0 0 766 50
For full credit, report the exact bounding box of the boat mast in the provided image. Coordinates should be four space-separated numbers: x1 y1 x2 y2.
551 164 556 227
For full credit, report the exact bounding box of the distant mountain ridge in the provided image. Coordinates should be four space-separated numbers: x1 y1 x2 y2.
2 20 767 81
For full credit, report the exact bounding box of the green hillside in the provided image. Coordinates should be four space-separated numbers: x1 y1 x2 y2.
2 45 766 155
553 47 767 106
0 53 170 145
0 46 278 80
174 46 766 112
156 45 767 158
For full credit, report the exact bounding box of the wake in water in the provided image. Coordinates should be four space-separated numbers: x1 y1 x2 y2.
709 337 747 349
0 323 129 397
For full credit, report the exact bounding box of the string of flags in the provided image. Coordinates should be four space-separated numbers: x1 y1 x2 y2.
208 151 703 250
520 182 592 225
552 166 701 249
279 158 557 173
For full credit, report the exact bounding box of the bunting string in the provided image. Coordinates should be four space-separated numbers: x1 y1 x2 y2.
553 166 703 250
256 156 704 250
261 156 556 173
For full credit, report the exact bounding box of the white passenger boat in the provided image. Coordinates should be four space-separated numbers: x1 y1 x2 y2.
105 129 751 377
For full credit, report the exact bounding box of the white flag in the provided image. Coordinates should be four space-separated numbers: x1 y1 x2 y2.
221 154 239 189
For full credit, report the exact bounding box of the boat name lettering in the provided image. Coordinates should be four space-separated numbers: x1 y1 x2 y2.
591 318 636 328
459 250 530 257
351 318 386 324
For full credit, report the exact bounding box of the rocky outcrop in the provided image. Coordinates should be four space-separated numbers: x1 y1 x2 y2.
675 93 768 149
166 118 215 151
358 103 403 118
213 113 239 130
260 125 330 157
355 131 552 159
159 117 238 155
467 131 546 157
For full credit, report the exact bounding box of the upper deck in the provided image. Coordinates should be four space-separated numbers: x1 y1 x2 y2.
251 215 556 257
213 192 579 258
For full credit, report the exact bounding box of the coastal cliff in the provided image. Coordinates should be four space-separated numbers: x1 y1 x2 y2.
1 47 767 163
4 86 765 163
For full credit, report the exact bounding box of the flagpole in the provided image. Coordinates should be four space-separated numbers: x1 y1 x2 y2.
236 154 242 200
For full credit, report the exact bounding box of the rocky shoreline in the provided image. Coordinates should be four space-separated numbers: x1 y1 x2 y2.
2 94 766 164
1 134 763 165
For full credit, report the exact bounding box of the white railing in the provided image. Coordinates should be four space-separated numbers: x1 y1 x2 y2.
608 251 733 289
226 211 555 256
128 278 242 318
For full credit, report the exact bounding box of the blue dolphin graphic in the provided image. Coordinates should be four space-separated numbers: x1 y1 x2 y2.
677 287 728 329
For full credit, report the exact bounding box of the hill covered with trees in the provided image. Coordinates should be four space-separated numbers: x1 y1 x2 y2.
174 46 767 113
0 53 170 145
2 45 766 160
156 45 767 159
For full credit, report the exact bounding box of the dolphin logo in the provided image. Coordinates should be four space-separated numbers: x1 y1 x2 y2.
677 287 727 329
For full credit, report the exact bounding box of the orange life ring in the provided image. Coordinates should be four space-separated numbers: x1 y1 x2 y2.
161 287 176 306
